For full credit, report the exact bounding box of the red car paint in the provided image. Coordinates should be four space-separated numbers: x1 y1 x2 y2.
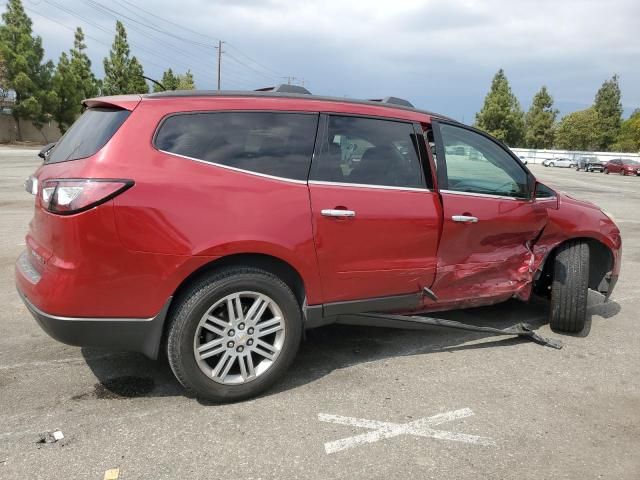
15 92 621 349
604 158 640 176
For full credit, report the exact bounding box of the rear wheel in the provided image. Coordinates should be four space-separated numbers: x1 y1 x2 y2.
166 267 302 402
549 241 589 333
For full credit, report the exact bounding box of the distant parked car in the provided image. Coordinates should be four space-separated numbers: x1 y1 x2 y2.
518 156 528 165
542 158 576 168
604 158 640 176
576 156 604 172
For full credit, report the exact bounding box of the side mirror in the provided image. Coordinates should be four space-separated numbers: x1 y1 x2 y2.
38 142 56 160
534 181 556 199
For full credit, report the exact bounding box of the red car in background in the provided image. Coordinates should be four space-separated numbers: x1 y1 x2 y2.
604 158 640 175
16 87 622 401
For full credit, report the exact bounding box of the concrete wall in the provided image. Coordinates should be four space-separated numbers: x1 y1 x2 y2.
0 115 62 144
511 147 640 165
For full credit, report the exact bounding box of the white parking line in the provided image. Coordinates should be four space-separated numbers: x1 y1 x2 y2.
318 408 495 454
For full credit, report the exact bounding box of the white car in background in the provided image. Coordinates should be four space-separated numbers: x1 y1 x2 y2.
542 157 577 168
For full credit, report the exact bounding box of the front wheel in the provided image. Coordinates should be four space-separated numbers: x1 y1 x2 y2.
166 267 302 402
549 241 589 333
549 162 555 167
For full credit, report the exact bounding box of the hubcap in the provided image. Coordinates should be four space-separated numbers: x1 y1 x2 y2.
193 291 286 385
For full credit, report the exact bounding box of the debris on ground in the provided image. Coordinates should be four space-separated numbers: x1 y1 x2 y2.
104 468 120 480
36 430 65 446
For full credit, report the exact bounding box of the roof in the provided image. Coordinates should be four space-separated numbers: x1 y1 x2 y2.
142 89 454 121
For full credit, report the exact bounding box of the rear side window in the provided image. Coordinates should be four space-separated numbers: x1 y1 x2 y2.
310 115 426 189
154 112 319 181
47 108 130 164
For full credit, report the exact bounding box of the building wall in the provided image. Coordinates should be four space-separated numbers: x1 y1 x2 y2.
511 147 640 164
0 115 62 144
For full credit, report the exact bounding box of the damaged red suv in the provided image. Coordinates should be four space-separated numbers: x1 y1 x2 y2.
16 86 621 401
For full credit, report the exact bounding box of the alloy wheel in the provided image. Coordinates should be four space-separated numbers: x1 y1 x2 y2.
193 291 285 385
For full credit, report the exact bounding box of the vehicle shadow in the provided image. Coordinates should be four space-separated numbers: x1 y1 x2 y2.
78 295 621 403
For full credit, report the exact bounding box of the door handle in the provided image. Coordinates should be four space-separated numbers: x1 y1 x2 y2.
321 209 356 218
452 215 478 223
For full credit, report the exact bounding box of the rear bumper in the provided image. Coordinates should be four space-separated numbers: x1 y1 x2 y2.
17 287 171 359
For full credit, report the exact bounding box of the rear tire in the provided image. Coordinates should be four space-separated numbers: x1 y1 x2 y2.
549 241 589 333
166 267 302 402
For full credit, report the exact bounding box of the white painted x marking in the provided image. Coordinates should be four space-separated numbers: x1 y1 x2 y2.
318 408 495 454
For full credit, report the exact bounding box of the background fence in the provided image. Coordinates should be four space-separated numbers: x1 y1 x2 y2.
511 147 640 165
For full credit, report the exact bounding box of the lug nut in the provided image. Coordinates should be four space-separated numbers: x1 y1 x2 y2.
247 327 254 334
228 329 235 336
227 341 234 348
238 322 245 330
247 339 254 346
237 346 244 353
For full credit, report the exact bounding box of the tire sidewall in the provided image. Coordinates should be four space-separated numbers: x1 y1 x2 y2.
169 271 302 401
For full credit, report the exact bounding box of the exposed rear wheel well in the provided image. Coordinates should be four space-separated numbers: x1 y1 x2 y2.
171 253 306 308
535 238 614 296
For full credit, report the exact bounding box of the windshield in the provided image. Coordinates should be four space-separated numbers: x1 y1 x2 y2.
46 108 130 164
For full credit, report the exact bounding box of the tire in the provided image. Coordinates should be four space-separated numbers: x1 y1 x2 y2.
620 170 625 176
549 241 589 333
549 162 555 167
604 168 609 174
166 267 302 402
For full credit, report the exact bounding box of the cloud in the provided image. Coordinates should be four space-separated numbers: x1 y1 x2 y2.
10 0 640 120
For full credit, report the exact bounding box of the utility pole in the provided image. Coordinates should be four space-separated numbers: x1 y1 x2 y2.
282 76 297 85
215 40 225 90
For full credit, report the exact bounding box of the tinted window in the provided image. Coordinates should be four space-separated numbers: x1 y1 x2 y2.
439 124 528 198
47 108 130 164
310 115 426 188
155 112 318 181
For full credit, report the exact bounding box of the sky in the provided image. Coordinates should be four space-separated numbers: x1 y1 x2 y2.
5 0 640 122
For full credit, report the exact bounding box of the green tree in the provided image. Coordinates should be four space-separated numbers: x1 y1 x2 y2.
593 74 622 150
176 70 195 90
0 0 57 140
155 68 178 92
128 56 149 93
474 69 524 146
103 21 148 95
70 27 100 99
612 111 640 152
524 86 557 148
52 52 81 133
555 108 602 151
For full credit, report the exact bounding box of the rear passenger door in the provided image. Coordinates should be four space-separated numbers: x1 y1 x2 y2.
308 114 441 304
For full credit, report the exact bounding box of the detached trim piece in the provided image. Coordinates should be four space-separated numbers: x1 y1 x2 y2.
303 292 422 329
18 290 173 359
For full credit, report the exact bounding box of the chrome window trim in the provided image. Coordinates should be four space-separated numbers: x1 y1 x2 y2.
440 189 530 201
308 180 431 193
158 150 309 185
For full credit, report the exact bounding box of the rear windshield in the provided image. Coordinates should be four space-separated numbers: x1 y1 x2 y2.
46 107 130 164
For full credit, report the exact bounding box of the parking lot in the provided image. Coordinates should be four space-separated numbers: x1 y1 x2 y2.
1 149 638 479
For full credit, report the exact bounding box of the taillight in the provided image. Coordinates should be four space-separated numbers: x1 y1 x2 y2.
40 179 133 215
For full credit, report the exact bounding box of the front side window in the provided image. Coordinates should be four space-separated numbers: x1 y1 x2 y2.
438 123 528 198
310 115 426 189
154 112 318 181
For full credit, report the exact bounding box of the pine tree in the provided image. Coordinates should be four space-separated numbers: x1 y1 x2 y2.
554 108 602 151
155 68 178 92
52 52 81 133
0 0 57 140
128 56 149 93
524 86 558 149
70 27 100 99
103 21 147 95
593 75 623 150
474 69 524 146
176 70 195 90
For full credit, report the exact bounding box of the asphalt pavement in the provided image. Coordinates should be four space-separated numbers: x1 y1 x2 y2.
0 151 638 479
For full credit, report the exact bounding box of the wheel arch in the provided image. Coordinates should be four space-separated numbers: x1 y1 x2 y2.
535 237 614 295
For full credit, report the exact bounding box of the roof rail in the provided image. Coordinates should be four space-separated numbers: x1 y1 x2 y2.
254 84 311 95
369 96 414 108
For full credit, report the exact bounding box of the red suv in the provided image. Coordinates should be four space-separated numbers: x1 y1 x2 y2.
16 88 622 401
604 158 640 176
